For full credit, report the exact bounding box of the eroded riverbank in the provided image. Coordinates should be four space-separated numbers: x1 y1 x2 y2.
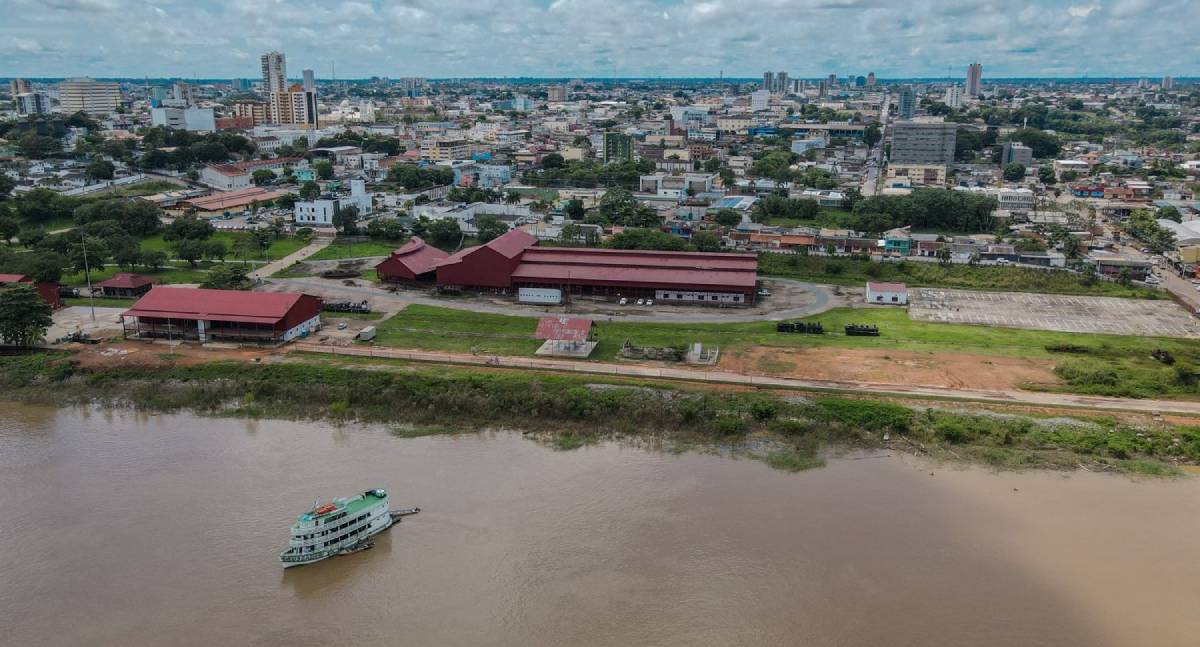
2 404 1199 646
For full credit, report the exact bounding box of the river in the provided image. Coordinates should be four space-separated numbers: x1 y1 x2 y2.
2 404 1199 646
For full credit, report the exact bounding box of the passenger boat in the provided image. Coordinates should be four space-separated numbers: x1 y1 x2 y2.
278 489 415 568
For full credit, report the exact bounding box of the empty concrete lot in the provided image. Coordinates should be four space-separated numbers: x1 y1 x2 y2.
908 288 1200 339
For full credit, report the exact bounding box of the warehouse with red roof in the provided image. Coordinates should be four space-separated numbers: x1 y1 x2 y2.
430 229 759 305
121 287 322 343
374 237 449 283
0 274 63 308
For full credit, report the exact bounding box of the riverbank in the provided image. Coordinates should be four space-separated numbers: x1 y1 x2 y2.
4 351 1198 476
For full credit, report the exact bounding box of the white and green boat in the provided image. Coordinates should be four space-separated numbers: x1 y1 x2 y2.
278 489 418 568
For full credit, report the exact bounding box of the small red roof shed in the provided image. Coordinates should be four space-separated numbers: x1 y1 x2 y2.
534 317 594 343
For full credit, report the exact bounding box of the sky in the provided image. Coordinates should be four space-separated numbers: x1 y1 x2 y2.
3 0 1198 79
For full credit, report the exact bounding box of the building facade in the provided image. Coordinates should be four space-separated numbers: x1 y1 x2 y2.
58 78 121 115
890 121 957 166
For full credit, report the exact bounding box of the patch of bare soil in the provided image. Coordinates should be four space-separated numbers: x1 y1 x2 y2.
720 346 1061 391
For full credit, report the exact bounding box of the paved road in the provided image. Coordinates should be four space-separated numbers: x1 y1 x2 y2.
294 343 1200 417
249 238 332 280
266 276 838 323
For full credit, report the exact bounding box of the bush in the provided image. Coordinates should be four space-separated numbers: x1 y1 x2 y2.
715 415 747 436
813 398 912 432
749 400 779 421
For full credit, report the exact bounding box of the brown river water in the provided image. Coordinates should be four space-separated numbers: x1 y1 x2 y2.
2 403 1200 647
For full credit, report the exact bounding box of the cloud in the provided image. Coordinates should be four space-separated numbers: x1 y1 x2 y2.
0 0 1196 77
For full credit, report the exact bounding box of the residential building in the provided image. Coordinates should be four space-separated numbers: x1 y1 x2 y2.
885 164 948 188
776 71 788 94
762 72 774 92
420 137 470 162
866 72 876 87
966 63 983 96
897 85 916 119
547 85 567 102
603 132 633 163
151 107 215 132
9 79 32 96
943 85 964 109
1001 142 1033 166
750 90 770 112
232 100 268 125
16 92 50 116
200 164 252 190
890 121 957 166
261 51 288 123
58 78 121 115
791 122 867 140
293 198 340 226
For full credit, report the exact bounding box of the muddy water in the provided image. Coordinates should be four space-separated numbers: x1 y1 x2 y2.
2 405 1199 647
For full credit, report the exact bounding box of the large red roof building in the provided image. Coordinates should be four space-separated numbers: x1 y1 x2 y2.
121 287 322 343
430 229 759 305
374 237 450 283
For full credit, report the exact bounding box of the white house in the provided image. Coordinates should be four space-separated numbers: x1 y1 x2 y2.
294 199 339 226
865 281 908 305
199 164 251 191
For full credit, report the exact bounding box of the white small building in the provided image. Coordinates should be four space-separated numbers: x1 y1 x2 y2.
865 281 908 305
199 164 251 191
294 199 339 226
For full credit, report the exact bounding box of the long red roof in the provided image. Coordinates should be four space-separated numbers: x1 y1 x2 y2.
96 273 154 289
512 263 757 290
123 287 308 323
522 247 757 271
535 317 593 342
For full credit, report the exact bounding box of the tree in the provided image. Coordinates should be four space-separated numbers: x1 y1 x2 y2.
298 181 321 201
252 169 276 186
0 174 15 199
863 123 882 148
139 249 167 271
1009 128 1061 159
163 215 214 242
1037 166 1057 185
333 205 360 234
504 190 521 204
935 246 952 266
203 239 228 262
85 158 116 181
475 215 508 243
16 133 60 159
712 209 742 228
541 153 565 170
313 160 334 180
1003 162 1027 182
0 217 18 245
173 239 205 267
564 199 585 220
0 284 53 347
691 230 721 252
703 158 721 173
200 264 249 290
428 218 462 247
1159 205 1182 223
275 193 298 210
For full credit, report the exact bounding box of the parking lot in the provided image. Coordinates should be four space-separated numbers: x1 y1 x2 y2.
909 288 1200 339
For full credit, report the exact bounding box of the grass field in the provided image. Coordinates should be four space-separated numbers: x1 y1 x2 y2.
759 252 1164 299
95 180 181 198
304 240 399 261
59 262 213 287
372 304 1200 398
761 208 855 229
139 232 308 262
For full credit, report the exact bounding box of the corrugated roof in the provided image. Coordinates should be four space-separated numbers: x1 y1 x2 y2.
96 273 153 289
523 246 757 271
375 236 448 276
535 316 593 342
487 228 539 259
0 274 30 283
122 287 306 321
512 263 757 289
867 282 907 292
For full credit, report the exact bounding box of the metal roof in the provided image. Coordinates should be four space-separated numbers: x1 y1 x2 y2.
122 287 308 322
535 317 593 342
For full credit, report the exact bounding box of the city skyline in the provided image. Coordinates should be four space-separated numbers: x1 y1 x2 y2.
3 0 1198 79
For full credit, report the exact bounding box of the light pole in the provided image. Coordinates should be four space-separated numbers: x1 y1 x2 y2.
80 232 95 322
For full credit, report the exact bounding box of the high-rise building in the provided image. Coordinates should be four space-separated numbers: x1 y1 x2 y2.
261 51 290 123
231 78 247 92
890 121 958 166
827 73 837 89
1162 76 1174 90
866 72 876 87
302 69 315 92
16 92 50 116
750 89 770 111
966 63 983 97
776 71 788 94
602 132 633 164
547 85 567 102
232 100 268 125
762 72 774 92
897 85 916 119
855 76 866 88
10 79 33 96
58 78 121 115
943 85 964 109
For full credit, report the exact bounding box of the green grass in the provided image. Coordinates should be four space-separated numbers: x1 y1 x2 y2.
63 296 138 308
325 310 385 321
139 232 307 262
59 262 213 287
372 304 1200 399
759 252 1165 299
95 180 181 198
761 208 855 229
508 187 560 202
763 449 826 472
304 240 399 261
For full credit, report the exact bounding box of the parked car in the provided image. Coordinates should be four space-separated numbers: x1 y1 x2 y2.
618 298 628 305
636 298 646 305
645 299 655 306
337 322 348 330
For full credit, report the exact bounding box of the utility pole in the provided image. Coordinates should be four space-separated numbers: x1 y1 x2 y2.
80 231 96 322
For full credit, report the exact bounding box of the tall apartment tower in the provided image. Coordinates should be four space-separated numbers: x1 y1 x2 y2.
10 79 33 96
866 72 876 87
891 121 958 166
776 71 788 94
966 63 983 97
762 71 774 92
897 85 916 119
58 78 121 115
261 51 289 123
1162 76 1174 90
302 69 315 92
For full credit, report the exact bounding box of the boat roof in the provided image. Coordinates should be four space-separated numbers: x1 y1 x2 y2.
299 490 386 522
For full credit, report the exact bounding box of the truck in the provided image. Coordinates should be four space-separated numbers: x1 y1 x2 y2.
356 326 377 342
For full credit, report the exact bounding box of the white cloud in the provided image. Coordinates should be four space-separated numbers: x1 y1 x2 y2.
0 0 1196 77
